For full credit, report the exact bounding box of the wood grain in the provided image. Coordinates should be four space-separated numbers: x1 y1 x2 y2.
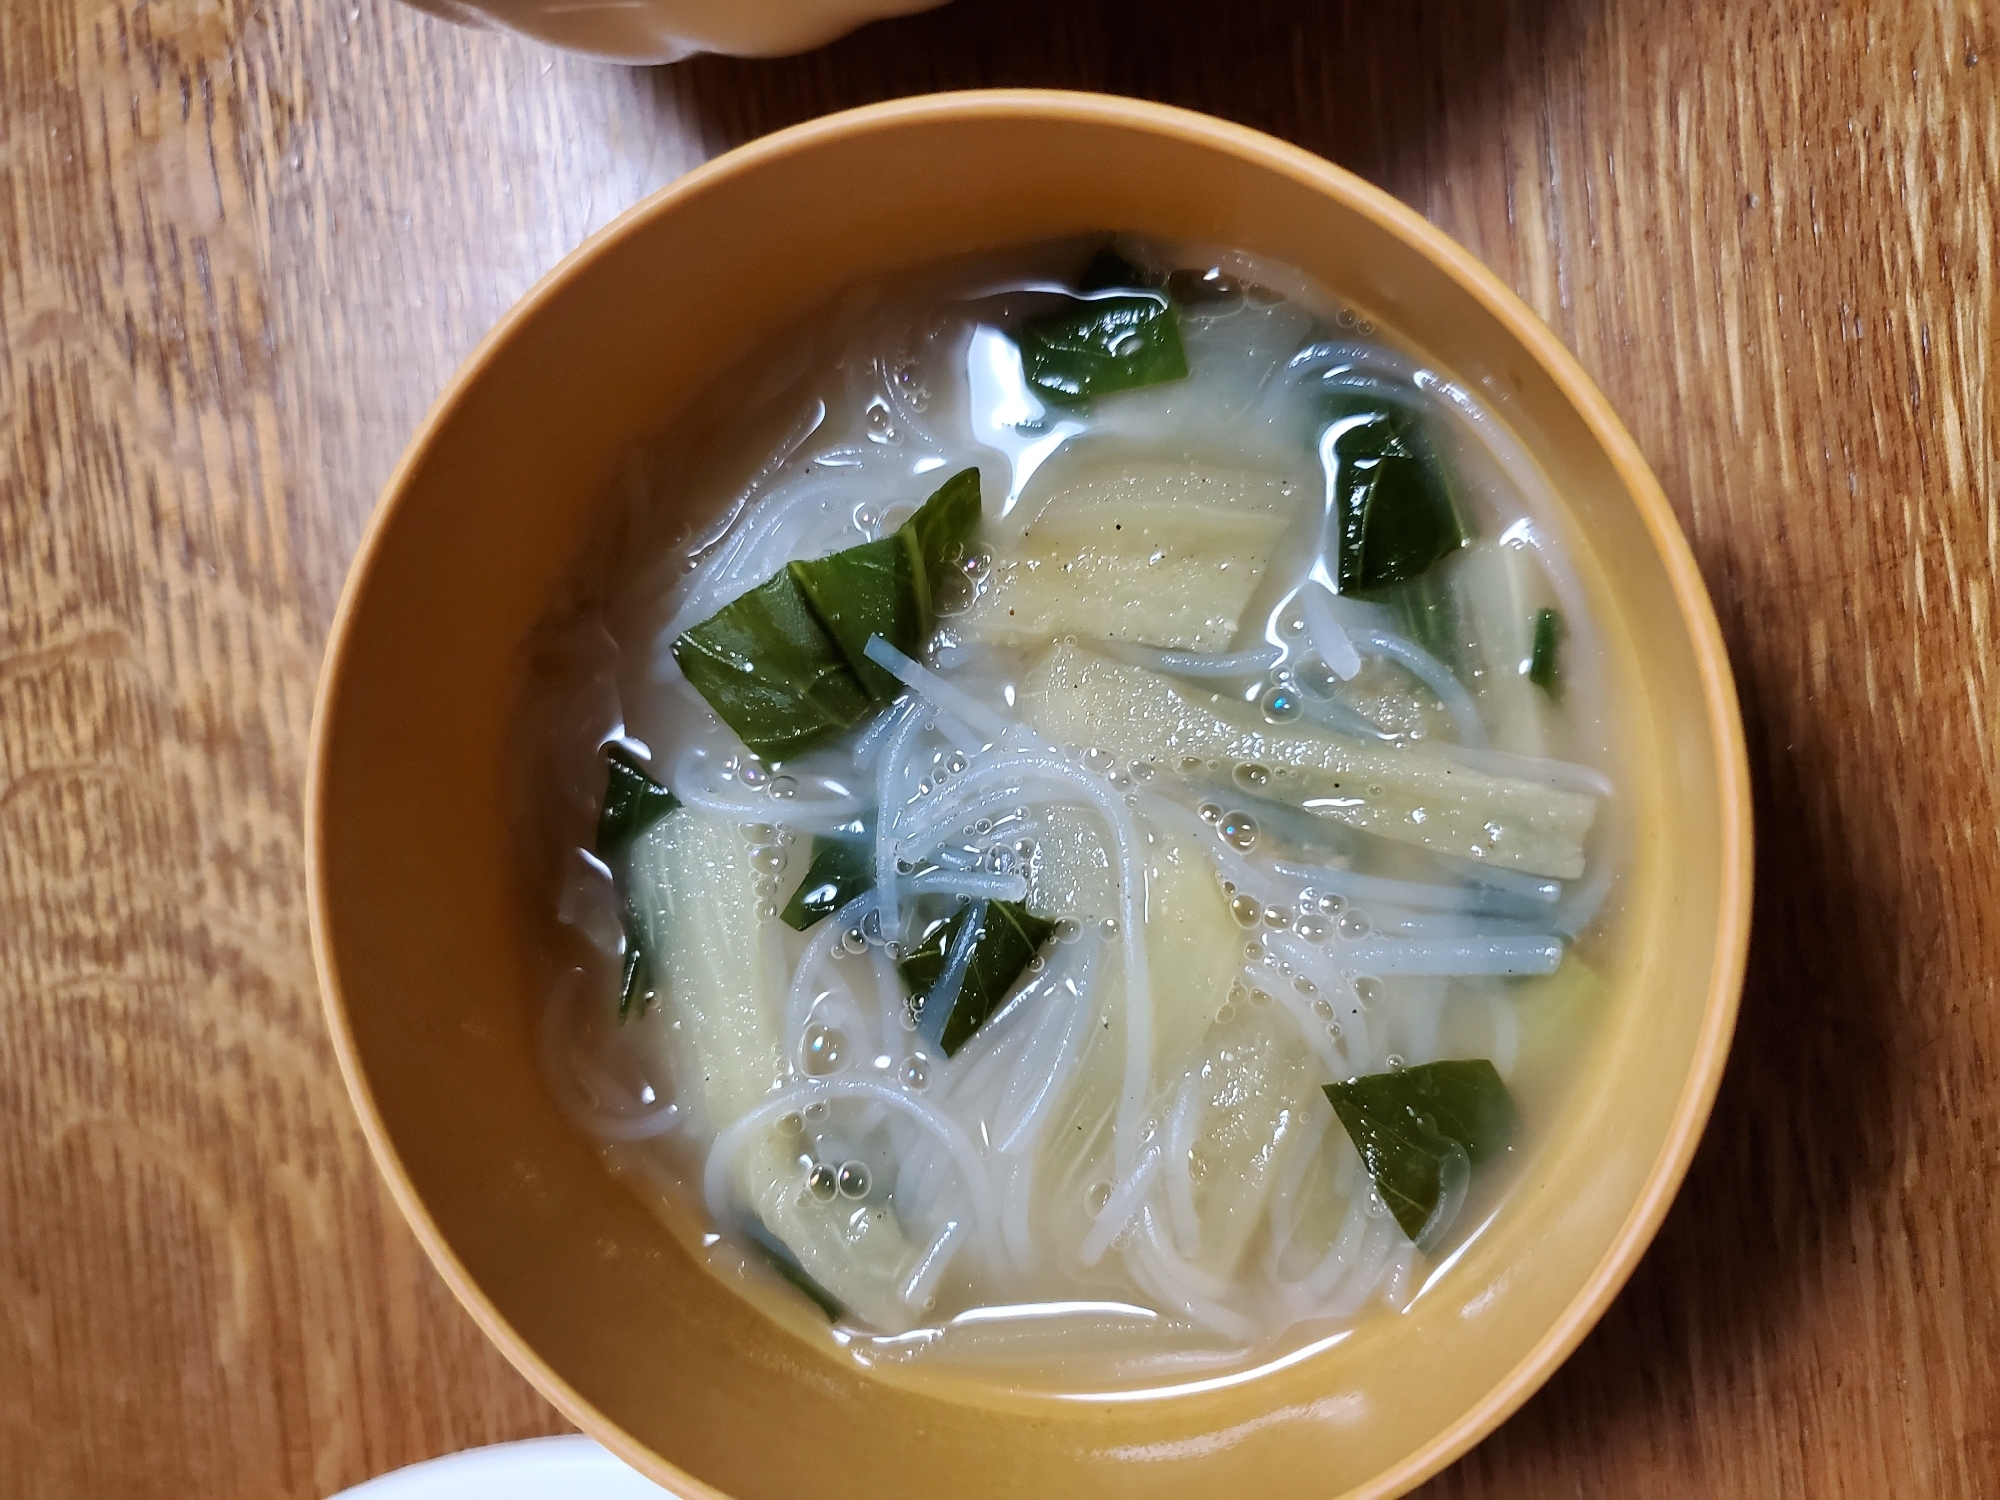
2 0 1994 1494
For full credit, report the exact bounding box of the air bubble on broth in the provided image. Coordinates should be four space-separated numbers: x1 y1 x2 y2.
516 236 1625 1398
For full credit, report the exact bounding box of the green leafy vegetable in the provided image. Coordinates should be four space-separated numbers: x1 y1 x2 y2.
899 898 1057 1056
741 1217 844 1321
1016 292 1188 403
903 466 982 595
790 466 983 702
1326 399 1465 596
673 469 985 755
1165 266 1245 308
1379 566 1470 682
790 536 924 703
594 750 679 1022
672 571 874 760
596 744 680 855
1074 244 1243 308
1528 606 1564 697
779 836 875 931
1323 1060 1516 1243
1077 244 1160 292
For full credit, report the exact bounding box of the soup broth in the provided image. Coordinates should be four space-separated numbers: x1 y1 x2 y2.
522 238 1620 1395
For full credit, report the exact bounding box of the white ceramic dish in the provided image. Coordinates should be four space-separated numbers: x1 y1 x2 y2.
401 0 949 64
330 1436 674 1499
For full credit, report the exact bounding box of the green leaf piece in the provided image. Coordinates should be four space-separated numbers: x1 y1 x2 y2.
1528 606 1564 697
596 745 680 856
779 836 875 932
1379 566 1470 684
1077 244 1160 292
1323 1060 1517 1243
671 469 986 753
593 748 676 1022
1016 292 1189 403
790 534 925 703
741 1217 844 1321
903 466 983 600
1075 245 1242 307
898 898 1057 1057
1165 266 1247 308
671 570 875 760
1326 399 1466 596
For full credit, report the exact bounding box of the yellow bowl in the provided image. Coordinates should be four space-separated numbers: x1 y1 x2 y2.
308 91 1750 1500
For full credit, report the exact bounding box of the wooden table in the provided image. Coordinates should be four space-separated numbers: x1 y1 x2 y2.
4 0 1994 1494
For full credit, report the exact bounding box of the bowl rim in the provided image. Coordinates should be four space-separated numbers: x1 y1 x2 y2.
306 87 1752 1500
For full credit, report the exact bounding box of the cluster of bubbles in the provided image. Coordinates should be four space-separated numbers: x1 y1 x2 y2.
889 738 1001 822
1220 877 1353 947
779 1105 876 1204
1213 877 1389 1053
1051 738 1154 810
795 1020 934 1100
863 397 898 445
1265 601 1440 732
847 499 990 610
724 818 796 921
718 755 807 915
931 545 992 616
1214 974 1283 1028
1050 747 1395 1063
1261 614 1329 725
887 346 931 417
1165 757 1327 855
1194 799 1261 852
908 802 1035 881
800 1157 872 1203
721 752 801 802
